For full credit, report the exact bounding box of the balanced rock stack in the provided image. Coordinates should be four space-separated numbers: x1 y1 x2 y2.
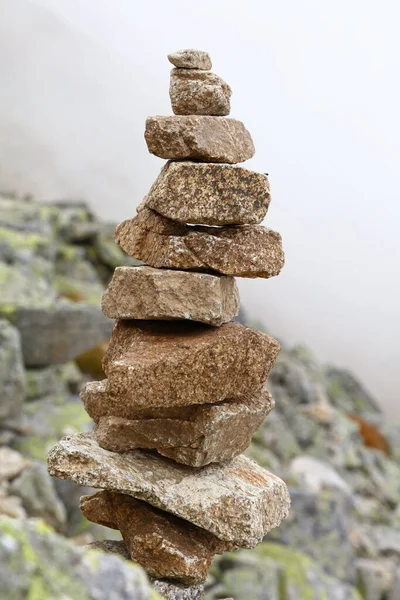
48 49 290 599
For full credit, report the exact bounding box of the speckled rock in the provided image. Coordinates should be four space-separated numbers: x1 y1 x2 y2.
101 266 239 326
145 162 270 225
145 116 254 163
152 579 205 600
0 515 159 600
47 433 290 547
170 69 231 116
103 320 280 407
81 491 228 584
115 208 284 278
168 49 212 70
81 379 210 422
94 390 274 467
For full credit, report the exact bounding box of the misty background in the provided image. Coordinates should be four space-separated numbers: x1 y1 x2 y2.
0 0 399 413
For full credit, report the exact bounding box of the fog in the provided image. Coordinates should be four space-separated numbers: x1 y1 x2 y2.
1 0 399 413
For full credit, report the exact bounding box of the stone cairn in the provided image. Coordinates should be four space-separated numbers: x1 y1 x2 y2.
48 49 291 599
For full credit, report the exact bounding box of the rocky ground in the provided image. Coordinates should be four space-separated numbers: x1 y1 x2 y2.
0 194 399 599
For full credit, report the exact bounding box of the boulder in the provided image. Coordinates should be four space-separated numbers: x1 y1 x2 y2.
101 266 239 326
168 49 212 70
170 69 231 116
81 491 228 584
13 302 112 366
115 208 284 278
145 116 254 163
103 320 280 407
9 460 66 531
145 161 270 225
0 319 24 433
207 542 362 600
0 515 159 600
47 433 290 547
94 389 274 467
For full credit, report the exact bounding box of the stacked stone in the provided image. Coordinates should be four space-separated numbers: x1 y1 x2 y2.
48 49 290 598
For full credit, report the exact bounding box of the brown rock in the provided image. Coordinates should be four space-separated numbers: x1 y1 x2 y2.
103 320 280 407
94 390 274 467
115 208 284 278
81 379 209 422
145 161 270 226
86 540 131 560
81 491 228 584
101 266 239 326
168 49 212 70
170 69 231 116
145 116 255 163
47 433 291 546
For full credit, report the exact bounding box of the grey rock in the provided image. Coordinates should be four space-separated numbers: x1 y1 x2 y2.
325 367 382 416
267 488 356 581
355 558 397 600
14 302 112 366
0 515 158 599
0 320 24 433
9 461 66 530
152 578 205 599
168 49 212 70
48 433 290 547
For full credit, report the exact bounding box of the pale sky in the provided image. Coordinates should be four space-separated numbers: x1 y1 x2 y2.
0 0 399 413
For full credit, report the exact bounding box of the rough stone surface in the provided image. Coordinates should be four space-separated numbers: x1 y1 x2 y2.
47 433 290 547
170 69 231 116
81 379 210 422
94 390 274 467
168 49 211 70
152 579 205 600
145 116 254 163
115 208 284 278
0 515 159 600
81 491 228 584
101 266 239 326
13 303 112 366
145 161 270 225
86 540 206 598
103 320 280 407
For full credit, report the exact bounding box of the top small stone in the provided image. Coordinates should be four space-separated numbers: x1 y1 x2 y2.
168 49 212 70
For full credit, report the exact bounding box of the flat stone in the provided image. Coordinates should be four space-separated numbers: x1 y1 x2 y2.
47 433 290 547
115 208 284 278
168 49 211 70
103 320 280 407
145 116 254 163
81 491 228 584
94 390 274 467
170 69 231 116
81 379 211 422
145 162 270 225
101 266 239 326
